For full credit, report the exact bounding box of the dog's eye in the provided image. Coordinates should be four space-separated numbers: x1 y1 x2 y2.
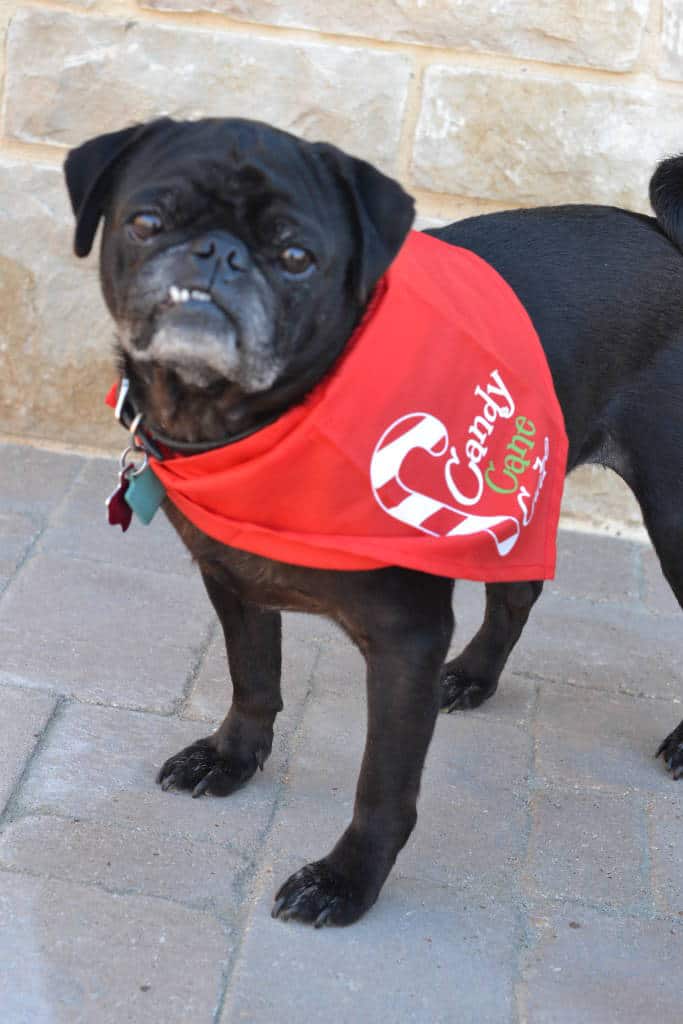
128 212 163 242
279 246 314 276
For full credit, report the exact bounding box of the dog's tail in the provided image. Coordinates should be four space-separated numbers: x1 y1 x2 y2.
649 155 683 250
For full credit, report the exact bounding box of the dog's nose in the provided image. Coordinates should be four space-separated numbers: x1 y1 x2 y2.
191 232 250 277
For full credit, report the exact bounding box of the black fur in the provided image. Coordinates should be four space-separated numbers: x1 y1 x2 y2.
64 120 683 928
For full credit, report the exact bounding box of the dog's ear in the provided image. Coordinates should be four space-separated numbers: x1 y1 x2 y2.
314 143 415 303
64 119 171 257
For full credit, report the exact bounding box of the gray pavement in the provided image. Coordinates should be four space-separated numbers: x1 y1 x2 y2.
0 440 681 1024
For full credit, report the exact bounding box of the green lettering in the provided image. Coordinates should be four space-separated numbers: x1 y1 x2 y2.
515 415 536 436
504 453 531 477
485 460 518 494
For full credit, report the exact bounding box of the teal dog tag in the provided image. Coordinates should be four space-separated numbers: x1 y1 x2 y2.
124 465 165 524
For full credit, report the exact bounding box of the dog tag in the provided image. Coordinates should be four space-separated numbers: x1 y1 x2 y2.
124 464 165 525
106 472 133 532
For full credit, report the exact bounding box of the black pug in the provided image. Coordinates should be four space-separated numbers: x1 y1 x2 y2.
64 117 683 927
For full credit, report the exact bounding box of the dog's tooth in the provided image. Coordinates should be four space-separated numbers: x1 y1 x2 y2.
191 289 210 302
169 285 181 303
180 288 190 302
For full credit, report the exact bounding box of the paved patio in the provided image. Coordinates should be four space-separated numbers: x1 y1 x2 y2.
0 440 681 1023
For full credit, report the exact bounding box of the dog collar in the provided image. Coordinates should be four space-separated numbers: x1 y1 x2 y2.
108 280 387 459
110 377 283 459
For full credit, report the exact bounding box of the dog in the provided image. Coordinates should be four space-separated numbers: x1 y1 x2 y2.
64 117 683 927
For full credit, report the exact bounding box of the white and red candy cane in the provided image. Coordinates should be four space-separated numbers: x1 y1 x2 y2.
370 412 520 557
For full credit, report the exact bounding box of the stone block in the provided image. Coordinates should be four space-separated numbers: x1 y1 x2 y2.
548 530 640 604
661 0 683 79
413 67 683 210
525 787 649 908
534 687 679 792
641 546 681 617
647 794 683 917
0 815 244 916
521 902 682 1023
223 859 520 1024
0 871 228 1024
508 593 683 701
40 457 196 578
5 9 411 174
399 709 530 895
0 444 83 522
140 0 649 72
0 163 118 447
0 551 214 710
13 701 279 856
0 684 56 813
0 509 39 579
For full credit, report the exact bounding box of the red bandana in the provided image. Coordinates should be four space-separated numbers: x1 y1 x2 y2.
110 231 568 581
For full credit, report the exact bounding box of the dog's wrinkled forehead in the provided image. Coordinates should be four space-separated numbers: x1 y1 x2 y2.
112 119 338 228
66 116 416 304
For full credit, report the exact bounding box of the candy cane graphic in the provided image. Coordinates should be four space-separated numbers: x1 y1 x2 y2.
370 413 521 557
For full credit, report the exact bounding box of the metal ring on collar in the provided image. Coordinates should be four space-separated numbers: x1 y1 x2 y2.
119 444 149 477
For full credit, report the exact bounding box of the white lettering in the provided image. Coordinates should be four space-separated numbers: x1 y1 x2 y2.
473 369 515 424
444 446 484 507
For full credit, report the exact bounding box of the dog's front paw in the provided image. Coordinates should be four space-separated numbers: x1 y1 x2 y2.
440 665 496 712
156 736 266 798
657 720 683 779
271 861 373 928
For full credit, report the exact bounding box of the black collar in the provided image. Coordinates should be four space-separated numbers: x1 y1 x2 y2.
114 378 281 459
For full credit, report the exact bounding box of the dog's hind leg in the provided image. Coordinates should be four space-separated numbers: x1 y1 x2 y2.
634 507 683 777
634 502 683 778
440 580 543 711
610 356 683 778
157 569 283 796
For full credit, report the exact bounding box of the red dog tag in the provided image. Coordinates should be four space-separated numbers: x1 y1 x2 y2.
106 470 133 532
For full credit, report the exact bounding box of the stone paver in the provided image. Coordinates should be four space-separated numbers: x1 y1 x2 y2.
0 551 214 710
0 684 56 813
509 595 683 701
520 903 683 1023
223 863 521 1024
641 546 682 617
525 788 649 909
0 872 229 1024
549 530 641 605
0 441 681 1022
13 702 278 856
647 794 683 917
0 815 245 916
0 508 40 579
534 687 679 793
41 457 196 578
0 443 83 518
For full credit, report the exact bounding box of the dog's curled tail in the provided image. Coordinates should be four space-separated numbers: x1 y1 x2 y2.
650 155 683 250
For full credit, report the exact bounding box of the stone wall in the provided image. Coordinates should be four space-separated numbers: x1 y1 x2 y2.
0 0 681 450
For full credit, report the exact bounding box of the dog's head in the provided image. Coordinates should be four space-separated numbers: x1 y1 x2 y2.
64 117 415 444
